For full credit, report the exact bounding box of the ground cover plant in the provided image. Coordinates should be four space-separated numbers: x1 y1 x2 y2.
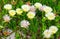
0 0 60 39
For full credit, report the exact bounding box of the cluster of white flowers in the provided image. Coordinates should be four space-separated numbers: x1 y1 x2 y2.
34 3 55 20
4 2 56 20
4 4 23 17
3 2 58 37
4 4 36 19
43 26 58 38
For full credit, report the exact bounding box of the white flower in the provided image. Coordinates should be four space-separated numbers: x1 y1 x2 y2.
20 20 30 28
45 12 55 20
3 15 10 22
49 26 58 34
34 2 42 9
6 32 15 39
4 4 12 10
43 29 52 38
16 8 23 15
9 10 16 16
30 5 36 12
43 5 52 13
27 11 35 19
21 5 30 12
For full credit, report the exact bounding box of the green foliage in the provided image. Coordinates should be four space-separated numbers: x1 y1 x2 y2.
0 0 60 39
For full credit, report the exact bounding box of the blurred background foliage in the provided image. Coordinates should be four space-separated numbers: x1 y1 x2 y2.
0 0 60 39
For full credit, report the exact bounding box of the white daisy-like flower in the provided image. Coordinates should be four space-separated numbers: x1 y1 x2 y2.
4 4 12 10
30 5 36 12
27 11 35 19
9 10 16 16
34 2 42 9
3 15 10 22
49 26 58 34
43 5 52 13
21 5 30 12
43 29 52 38
16 8 23 15
20 20 30 28
45 12 55 20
